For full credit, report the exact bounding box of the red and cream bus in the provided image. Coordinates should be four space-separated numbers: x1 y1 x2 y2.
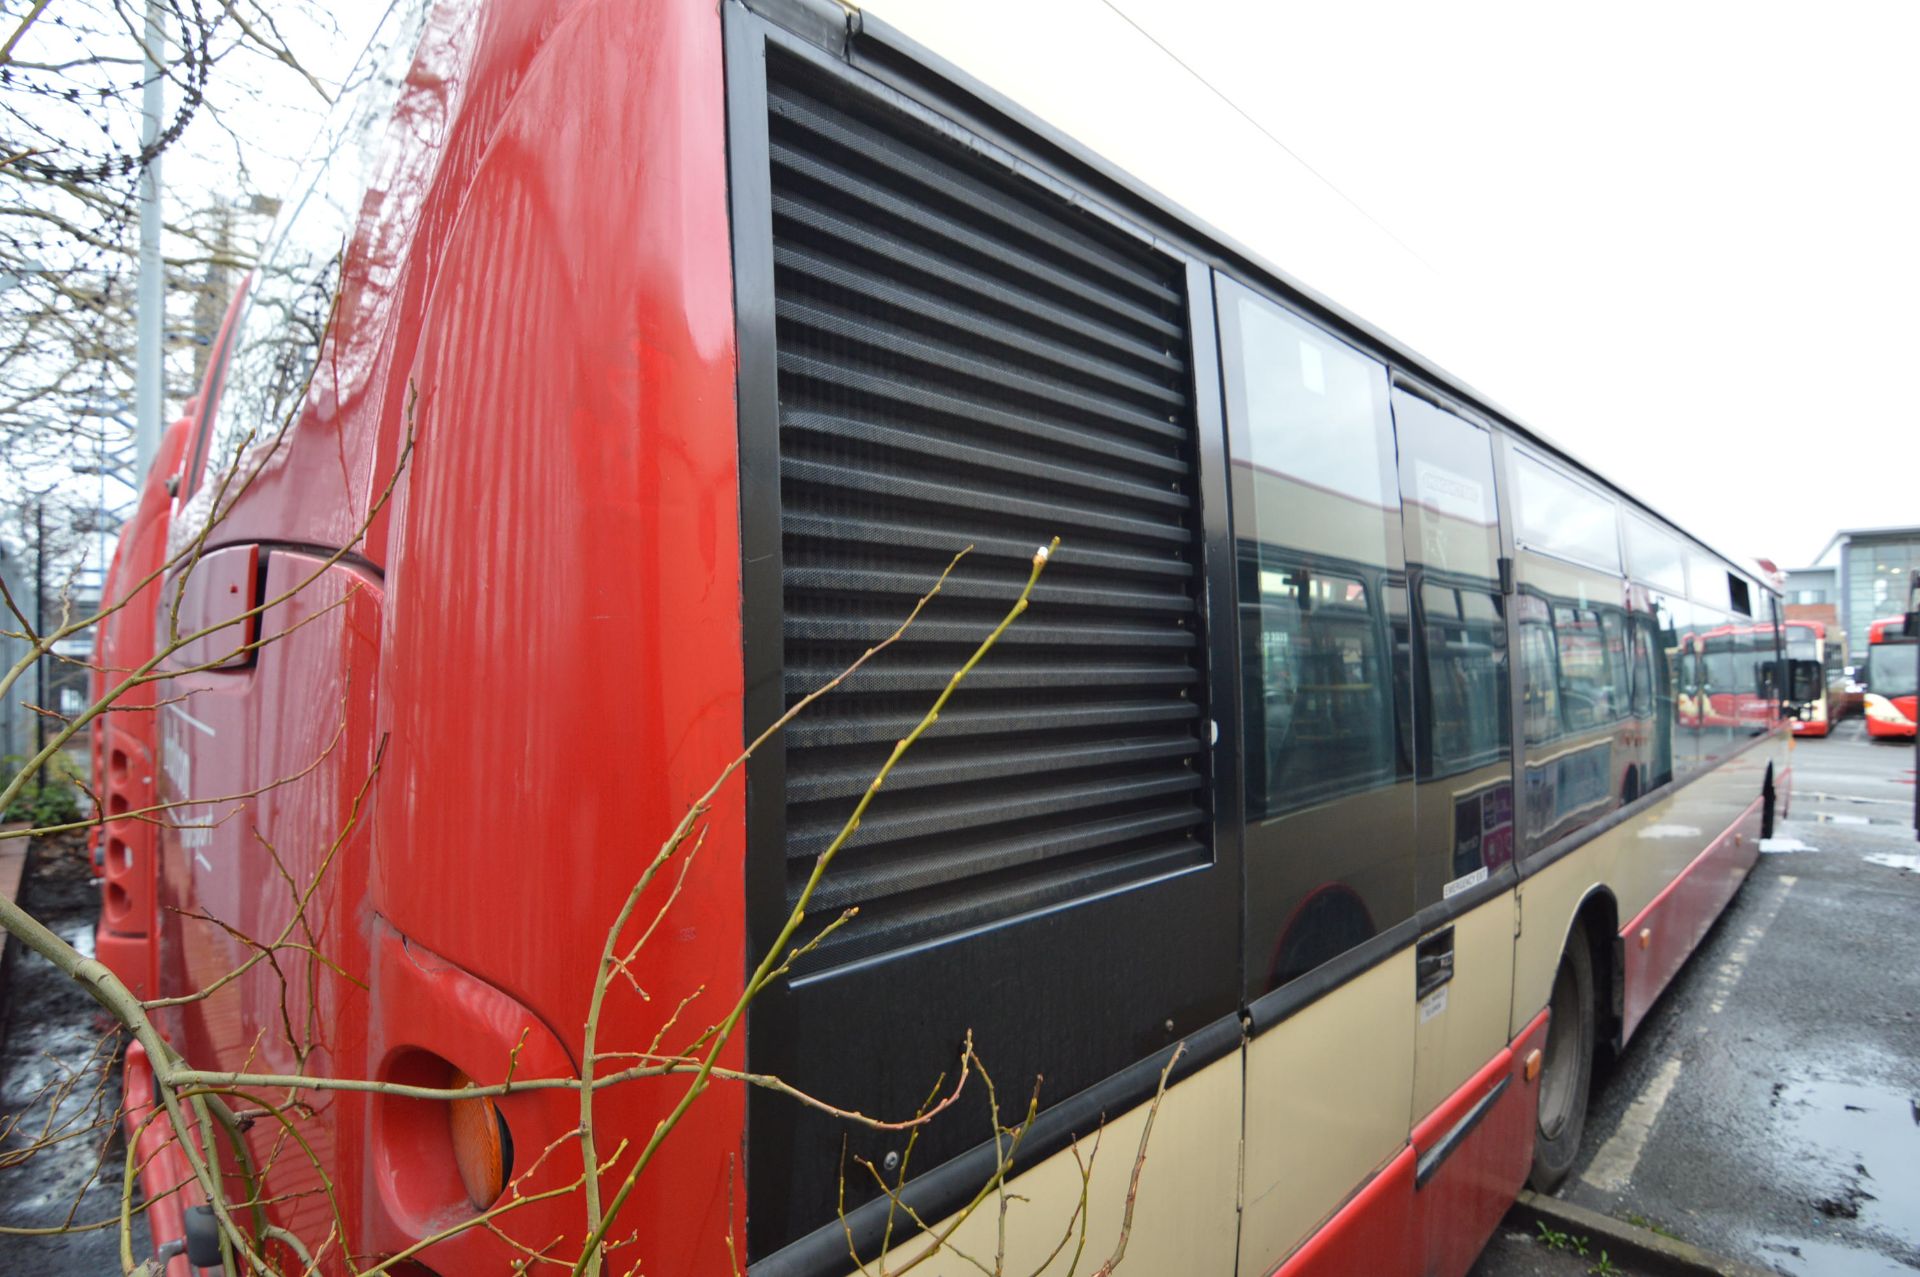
1695 622 1784 736
117 2 1788 1274
1863 616 1918 739
1780 619 1846 736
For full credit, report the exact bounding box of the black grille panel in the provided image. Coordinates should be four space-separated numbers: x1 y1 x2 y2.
768 55 1209 972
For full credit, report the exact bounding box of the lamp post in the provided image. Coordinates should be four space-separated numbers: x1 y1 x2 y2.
134 0 167 479
1907 569 1919 843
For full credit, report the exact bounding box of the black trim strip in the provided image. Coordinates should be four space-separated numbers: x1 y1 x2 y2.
1244 916 1419 1038
751 1012 1244 1277
1415 1076 1510 1189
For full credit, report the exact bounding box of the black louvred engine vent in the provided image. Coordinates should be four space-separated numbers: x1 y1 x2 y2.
767 52 1209 973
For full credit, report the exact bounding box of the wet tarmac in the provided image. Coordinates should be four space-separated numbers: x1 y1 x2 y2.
1481 718 1920 1276
0 833 147 1273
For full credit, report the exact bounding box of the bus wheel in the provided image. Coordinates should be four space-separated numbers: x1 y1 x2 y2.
1529 932 1594 1191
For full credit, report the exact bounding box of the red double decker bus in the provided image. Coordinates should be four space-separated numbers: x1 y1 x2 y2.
1863 616 1918 738
101 3 1790 1274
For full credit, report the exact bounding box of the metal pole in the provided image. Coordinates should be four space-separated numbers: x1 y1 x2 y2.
1909 569 1919 843
133 0 166 479
32 502 45 755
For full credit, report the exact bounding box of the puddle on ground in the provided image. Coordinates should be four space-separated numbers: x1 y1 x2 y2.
1862 853 1918 872
1752 1234 1920 1277
1759 1075 1920 1271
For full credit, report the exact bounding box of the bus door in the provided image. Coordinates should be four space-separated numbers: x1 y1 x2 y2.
1220 279 1422 1275
156 545 386 1249
1392 388 1524 1273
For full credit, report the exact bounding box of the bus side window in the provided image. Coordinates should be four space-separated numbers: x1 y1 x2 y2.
1553 604 1610 729
1388 387 1511 901
1218 275 1414 997
1520 611 1561 743
1630 617 1657 717
1602 610 1631 719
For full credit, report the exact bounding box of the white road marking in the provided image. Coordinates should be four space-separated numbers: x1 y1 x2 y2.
1759 837 1817 853
1864 853 1919 871
1584 1055 1683 1192
1706 875 1797 1014
1801 791 1908 807
1585 873 1803 1193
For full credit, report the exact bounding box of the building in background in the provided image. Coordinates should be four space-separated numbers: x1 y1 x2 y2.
1804 526 1920 664
1782 563 1841 649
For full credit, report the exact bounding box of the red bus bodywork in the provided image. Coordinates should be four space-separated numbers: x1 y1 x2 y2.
133 2 745 1271
1864 616 1918 739
90 407 191 1002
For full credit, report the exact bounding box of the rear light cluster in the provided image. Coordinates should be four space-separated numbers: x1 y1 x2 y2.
377 1049 515 1228
448 1070 513 1209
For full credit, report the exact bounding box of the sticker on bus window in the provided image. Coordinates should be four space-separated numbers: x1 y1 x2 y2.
1443 866 1489 899
1415 458 1486 524
1420 986 1449 1023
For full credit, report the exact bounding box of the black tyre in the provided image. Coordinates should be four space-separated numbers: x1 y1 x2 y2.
1529 931 1595 1191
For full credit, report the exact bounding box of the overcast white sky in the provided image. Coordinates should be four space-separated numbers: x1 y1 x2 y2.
868 0 1920 568
216 1 1920 570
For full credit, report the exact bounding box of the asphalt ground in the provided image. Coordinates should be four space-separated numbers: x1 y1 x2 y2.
0 831 144 1274
1474 717 1920 1277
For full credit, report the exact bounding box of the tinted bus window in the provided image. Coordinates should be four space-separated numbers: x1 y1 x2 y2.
1513 454 1621 572
1629 587 1677 789
1390 389 1512 900
1689 555 1730 610
1421 585 1508 770
1601 610 1631 718
1624 514 1688 594
1220 277 1413 997
1518 595 1560 744
1248 567 1395 803
1868 638 1918 697
1630 618 1657 717
1553 604 1613 729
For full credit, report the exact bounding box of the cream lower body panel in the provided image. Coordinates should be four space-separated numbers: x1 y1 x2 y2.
1240 949 1414 1275
1413 892 1514 1122
851 1050 1242 1277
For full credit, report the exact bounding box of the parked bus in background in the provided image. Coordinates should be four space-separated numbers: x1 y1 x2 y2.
1779 619 1846 736
115 3 1790 1274
1863 616 1918 739
1695 622 1784 737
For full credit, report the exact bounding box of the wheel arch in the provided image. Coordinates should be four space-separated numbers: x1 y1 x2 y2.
1562 885 1622 1054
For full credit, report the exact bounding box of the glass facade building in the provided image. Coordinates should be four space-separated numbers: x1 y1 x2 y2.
1816 527 1920 662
